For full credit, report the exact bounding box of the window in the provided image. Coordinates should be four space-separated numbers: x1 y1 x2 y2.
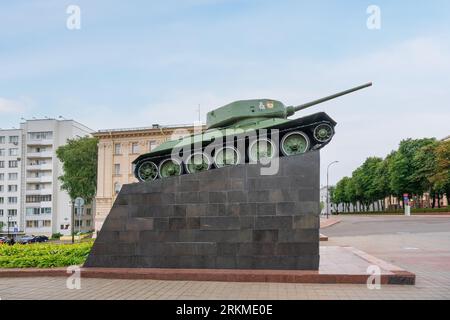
26 195 51 203
9 136 19 144
8 173 18 180
149 140 158 151
0 209 3 217
0 186 3 192
0 197 3 204
9 148 18 156
114 143 121 155
114 182 121 194
131 142 139 154
86 220 91 227
0 161 4 168
28 132 52 140
0 173 3 180
26 208 40 215
8 197 17 204
41 207 51 214
114 164 120 175
8 221 17 228
86 208 92 215
8 209 17 216
0 149 5 156
0 136 4 144
26 220 39 228
8 185 18 192
8 160 18 168
42 220 51 227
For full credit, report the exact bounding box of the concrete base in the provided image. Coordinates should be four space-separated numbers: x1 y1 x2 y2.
85 151 321 270
0 246 415 285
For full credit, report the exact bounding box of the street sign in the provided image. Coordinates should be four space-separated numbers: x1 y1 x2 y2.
74 197 85 207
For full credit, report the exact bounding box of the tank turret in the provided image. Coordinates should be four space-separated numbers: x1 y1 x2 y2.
206 82 372 129
133 82 372 182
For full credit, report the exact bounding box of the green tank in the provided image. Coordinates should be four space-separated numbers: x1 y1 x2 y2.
133 82 372 182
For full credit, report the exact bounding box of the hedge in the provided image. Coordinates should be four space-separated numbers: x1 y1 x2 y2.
334 206 450 215
0 241 93 268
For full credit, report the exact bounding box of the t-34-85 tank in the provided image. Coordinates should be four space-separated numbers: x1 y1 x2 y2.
133 82 372 182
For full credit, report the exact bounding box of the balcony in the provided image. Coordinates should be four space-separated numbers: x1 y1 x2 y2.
26 139 53 146
26 163 52 171
27 151 53 158
26 188 53 195
26 176 52 183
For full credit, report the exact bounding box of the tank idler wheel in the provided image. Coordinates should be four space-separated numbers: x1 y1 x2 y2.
136 161 158 182
248 137 277 162
158 158 183 178
313 123 334 143
214 146 241 168
280 131 310 156
185 152 212 174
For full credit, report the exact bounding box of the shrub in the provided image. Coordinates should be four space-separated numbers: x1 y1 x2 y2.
51 233 63 239
0 241 93 268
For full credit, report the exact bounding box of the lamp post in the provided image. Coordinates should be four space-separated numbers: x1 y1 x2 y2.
327 161 339 219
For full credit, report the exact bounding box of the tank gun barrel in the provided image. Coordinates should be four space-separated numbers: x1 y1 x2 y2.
292 82 372 113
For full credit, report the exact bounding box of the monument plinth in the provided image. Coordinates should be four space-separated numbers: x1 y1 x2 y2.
85 151 320 270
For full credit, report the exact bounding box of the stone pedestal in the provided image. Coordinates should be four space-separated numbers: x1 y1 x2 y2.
85 151 320 270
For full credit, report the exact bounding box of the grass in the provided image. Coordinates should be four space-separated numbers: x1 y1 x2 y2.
0 241 93 268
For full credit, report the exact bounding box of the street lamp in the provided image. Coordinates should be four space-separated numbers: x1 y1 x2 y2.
327 161 339 219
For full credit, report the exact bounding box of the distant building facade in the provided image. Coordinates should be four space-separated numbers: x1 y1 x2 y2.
0 119 93 237
93 124 201 234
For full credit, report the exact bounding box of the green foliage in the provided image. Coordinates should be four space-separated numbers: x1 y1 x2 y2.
0 242 93 268
389 138 436 196
56 136 98 202
51 233 63 239
333 138 449 212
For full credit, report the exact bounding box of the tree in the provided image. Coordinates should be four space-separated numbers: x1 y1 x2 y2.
429 140 450 207
389 138 436 207
56 136 98 203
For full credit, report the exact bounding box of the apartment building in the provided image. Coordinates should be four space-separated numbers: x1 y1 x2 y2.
93 124 201 234
20 119 94 236
0 129 22 235
0 119 94 237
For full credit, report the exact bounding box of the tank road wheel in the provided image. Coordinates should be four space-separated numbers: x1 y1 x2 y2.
214 146 241 168
248 138 277 162
280 131 310 156
136 161 158 182
158 158 182 178
185 152 212 174
313 123 334 143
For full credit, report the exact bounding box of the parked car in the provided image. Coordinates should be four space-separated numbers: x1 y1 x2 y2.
17 235 38 244
35 235 49 243
0 236 11 244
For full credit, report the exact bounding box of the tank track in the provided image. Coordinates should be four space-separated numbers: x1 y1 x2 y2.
134 113 336 182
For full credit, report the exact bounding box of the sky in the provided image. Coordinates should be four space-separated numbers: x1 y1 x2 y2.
1 0 449 185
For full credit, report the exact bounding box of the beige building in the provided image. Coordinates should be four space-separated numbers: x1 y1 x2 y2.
93 124 200 234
